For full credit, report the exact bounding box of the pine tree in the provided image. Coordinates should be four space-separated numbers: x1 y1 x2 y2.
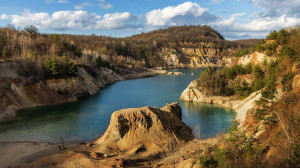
50 57 58 77
62 53 77 76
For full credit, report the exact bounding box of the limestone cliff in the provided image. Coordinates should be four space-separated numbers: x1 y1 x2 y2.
221 51 276 67
95 102 194 157
159 44 222 68
180 80 262 122
0 61 123 121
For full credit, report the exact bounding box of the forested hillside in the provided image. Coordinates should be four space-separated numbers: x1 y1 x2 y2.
196 27 300 168
0 25 257 71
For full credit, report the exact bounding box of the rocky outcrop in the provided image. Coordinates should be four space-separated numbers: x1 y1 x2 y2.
95 102 194 157
159 46 222 68
292 74 300 90
222 52 277 67
46 67 122 99
180 80 262 122
0 81 68 120
166 71 183 75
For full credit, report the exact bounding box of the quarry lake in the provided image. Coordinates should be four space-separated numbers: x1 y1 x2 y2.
0 68 236 142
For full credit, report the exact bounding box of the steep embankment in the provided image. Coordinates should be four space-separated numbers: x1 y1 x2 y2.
0 61 121 121
0 61 167 122
222 51 276 66
159 43 222 68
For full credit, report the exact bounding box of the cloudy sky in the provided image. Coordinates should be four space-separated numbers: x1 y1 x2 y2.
1 0 300 40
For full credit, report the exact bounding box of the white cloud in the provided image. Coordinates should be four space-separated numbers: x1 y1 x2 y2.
137 28 143 31
146 1 217 28
210 13 300 39
57 0 68 3
2 1 300 40
98 0 113 9
251 0 300 17
209 0 224 4
0 10 137 31
45 0 68 3
241 15 300 31
74 2 92 10
96 12 137 29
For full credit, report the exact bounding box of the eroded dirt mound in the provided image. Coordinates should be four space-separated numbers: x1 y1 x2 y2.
95 102 194 157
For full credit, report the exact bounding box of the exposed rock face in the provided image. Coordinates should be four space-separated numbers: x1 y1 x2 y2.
95 102 194 157
0 62 122 122
180 80 262 122
46 67 122 99
292 75 300 90
160 46 221 68
222 52 277 67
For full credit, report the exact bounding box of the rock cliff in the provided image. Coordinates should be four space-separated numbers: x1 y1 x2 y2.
222 51 276 67
0 62 123 121
160 45 222 68
95 102 194 157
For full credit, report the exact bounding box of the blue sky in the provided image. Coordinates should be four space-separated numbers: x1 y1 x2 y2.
1 0 300 40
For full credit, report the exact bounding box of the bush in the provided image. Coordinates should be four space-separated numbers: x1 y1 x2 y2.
235 48 252 57
266 30 278 41
199 156 218 168
62 54 77 76
281 72 295 91
252 65 264 79
279 45 296 61
234 79 252 98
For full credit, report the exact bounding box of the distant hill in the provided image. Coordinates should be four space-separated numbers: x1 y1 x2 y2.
0 25 259 68
131 25 224 41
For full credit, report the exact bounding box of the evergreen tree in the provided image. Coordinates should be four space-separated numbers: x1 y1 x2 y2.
50 57 58 77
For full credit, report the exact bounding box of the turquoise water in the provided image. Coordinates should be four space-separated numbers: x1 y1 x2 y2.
0 69 235 142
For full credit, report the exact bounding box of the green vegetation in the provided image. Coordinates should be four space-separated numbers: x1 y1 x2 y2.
62 54 77 76
199 121 264 168
0 25 256 70
198 63 255 98
199 27 300 99
198 27 300 168
235 28 300 59
235 48 253 57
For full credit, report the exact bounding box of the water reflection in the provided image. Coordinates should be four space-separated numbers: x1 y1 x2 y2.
181 101 235 139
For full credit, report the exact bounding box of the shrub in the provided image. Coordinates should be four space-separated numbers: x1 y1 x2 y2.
62 54 77 76
235 48 252 57
281 72 295 91
279 45 296 61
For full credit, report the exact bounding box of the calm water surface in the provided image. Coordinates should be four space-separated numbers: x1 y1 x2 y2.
0 69 235 142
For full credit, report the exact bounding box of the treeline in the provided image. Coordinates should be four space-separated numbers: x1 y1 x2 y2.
0 25 256 70
235 28 300 59
198 60 289 99
199 27 300 98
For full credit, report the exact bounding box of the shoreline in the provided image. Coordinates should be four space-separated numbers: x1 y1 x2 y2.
180 80 262 123
0 68 168 123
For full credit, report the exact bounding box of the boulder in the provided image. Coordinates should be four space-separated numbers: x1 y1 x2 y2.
95 103 194 157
